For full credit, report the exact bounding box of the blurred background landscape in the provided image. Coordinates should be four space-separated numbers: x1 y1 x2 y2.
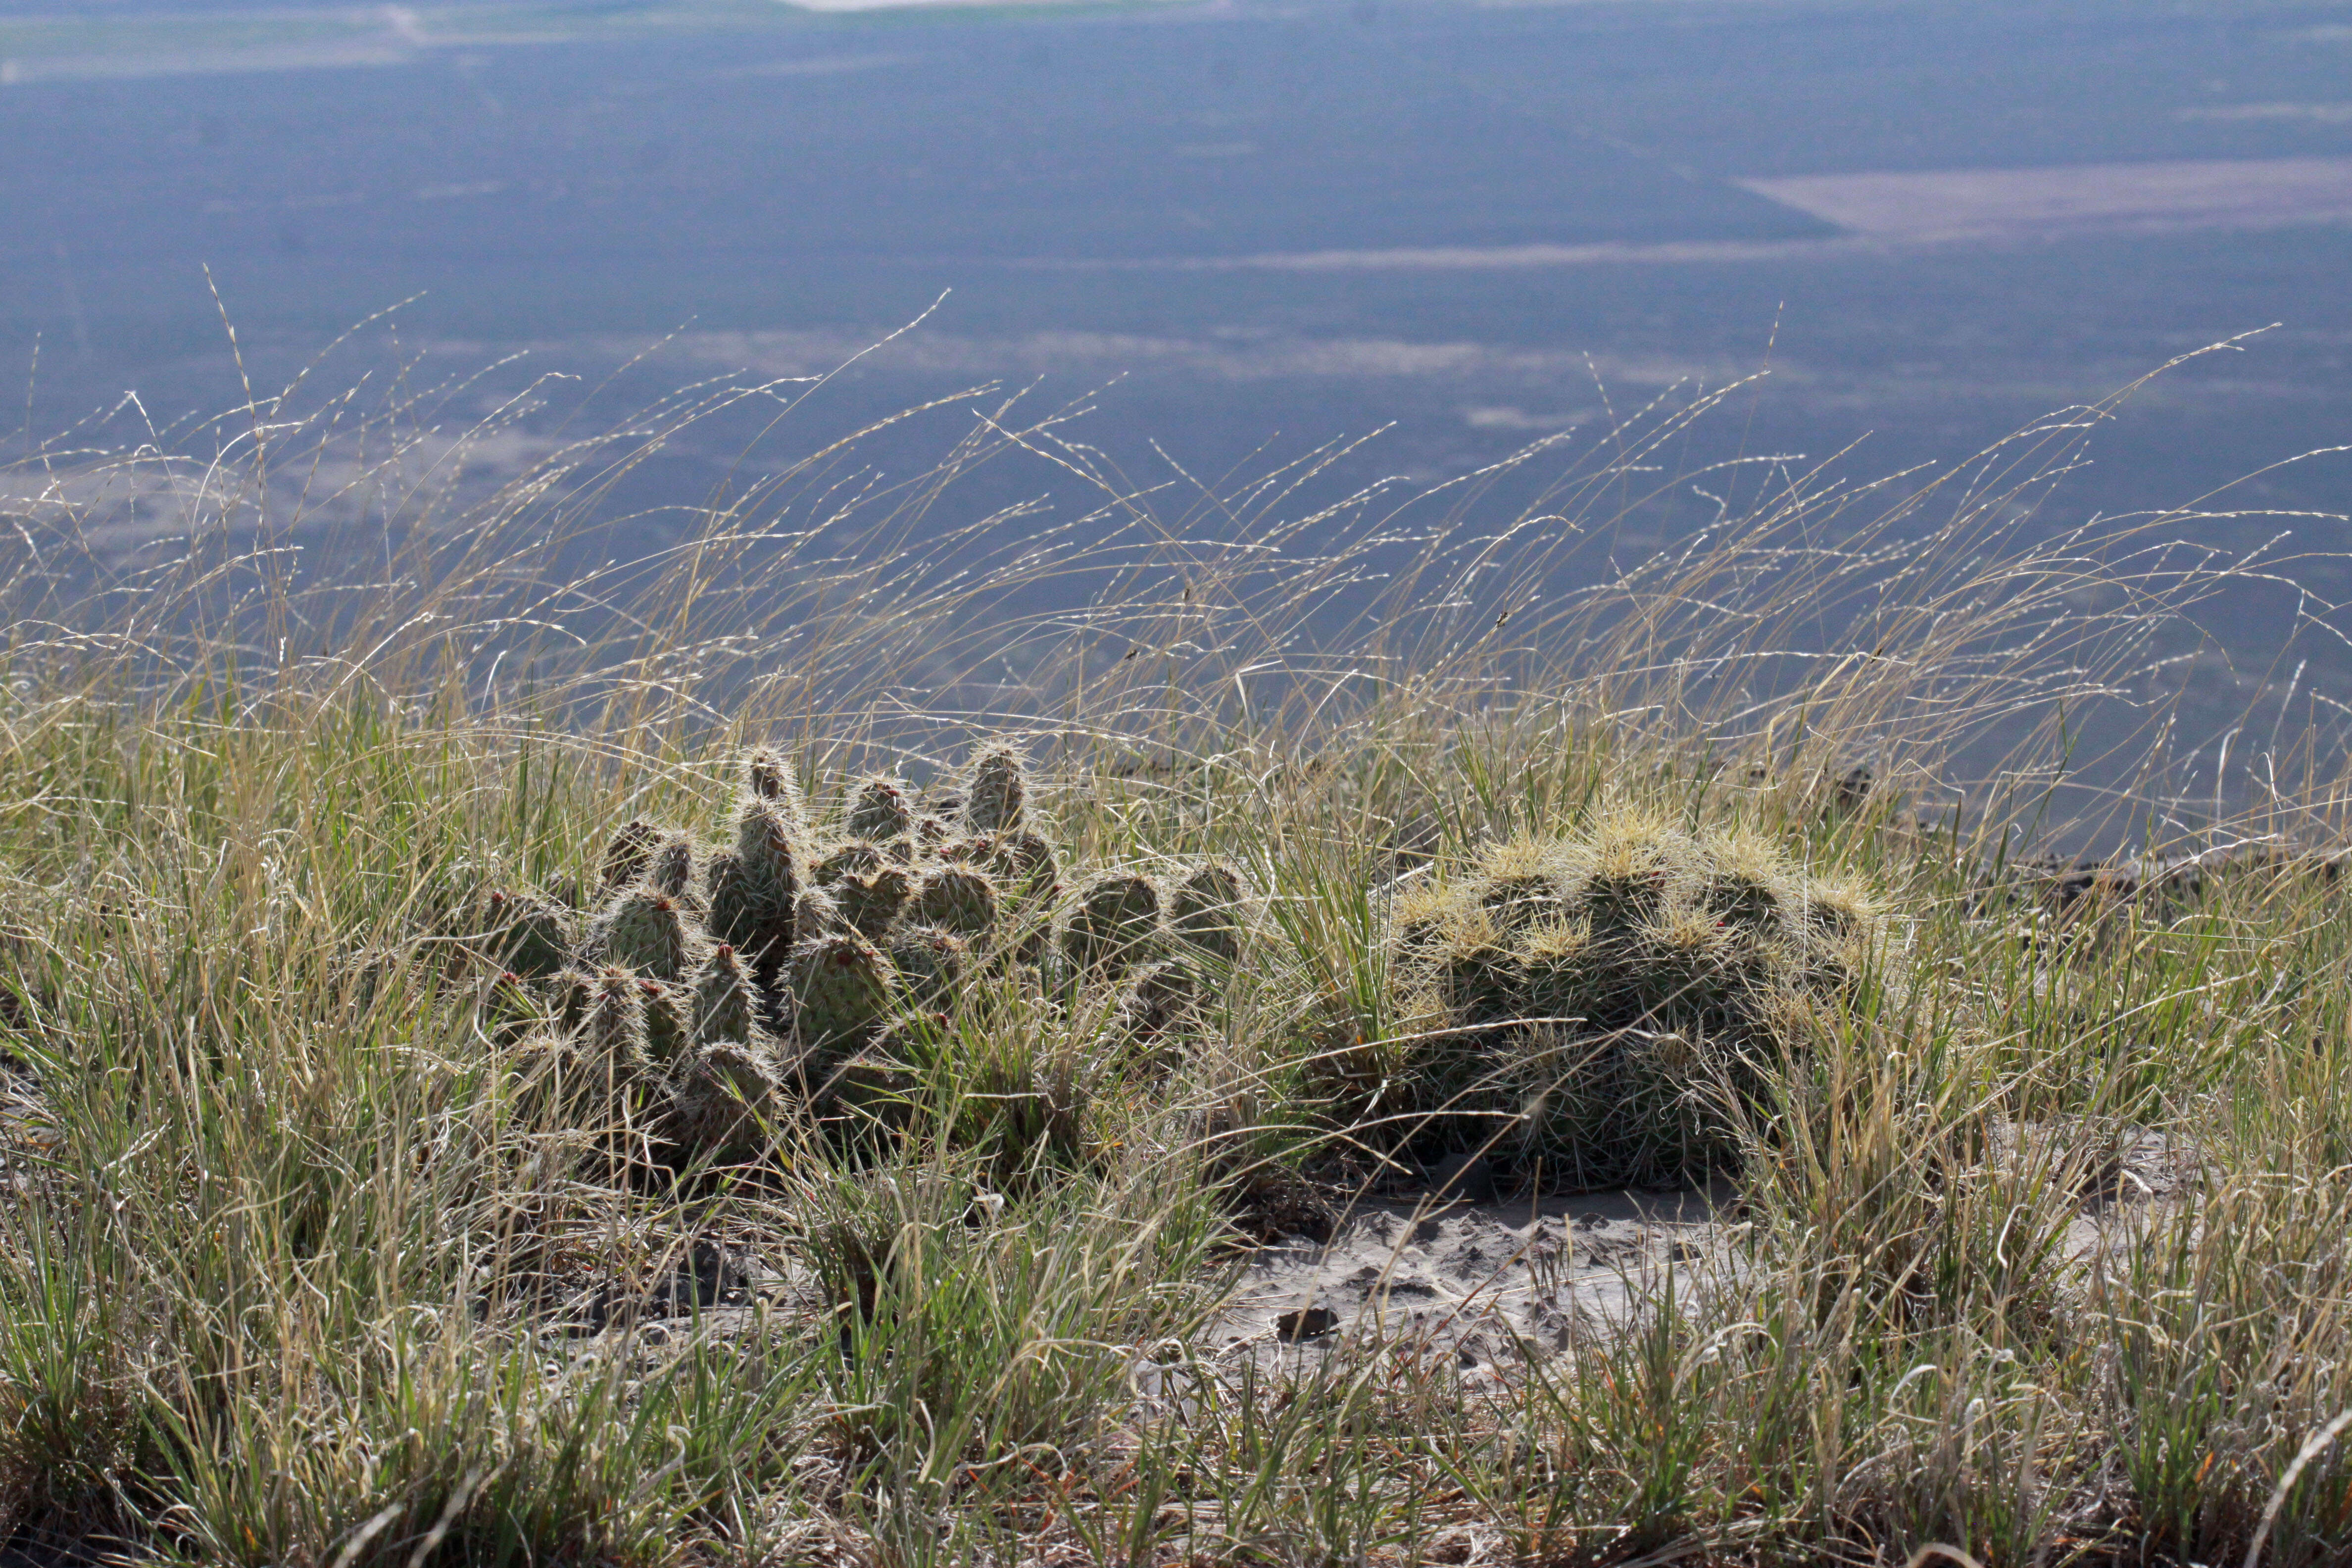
3 0 2349 746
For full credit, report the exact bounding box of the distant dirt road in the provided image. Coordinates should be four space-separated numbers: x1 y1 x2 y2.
1742 155 2352 245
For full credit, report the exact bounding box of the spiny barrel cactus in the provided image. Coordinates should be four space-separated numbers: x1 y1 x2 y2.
594 888 697 983
1380 819 1887 1189
485 890 574 979
846 776 915 849
1171 861 1250 966
908 864 998 936
666 1040 783 1164
598 820 663 897
1063 872 1162 976
962 743 1028 834
791 929 895 1056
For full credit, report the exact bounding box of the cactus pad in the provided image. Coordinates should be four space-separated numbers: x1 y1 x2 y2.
1171 861 1251 965
908 864 999 935
790 930 895 1055
1063 872 1163 975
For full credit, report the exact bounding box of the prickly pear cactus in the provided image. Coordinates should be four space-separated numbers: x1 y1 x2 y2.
791 929 895 1055
846 776 915 849
1380 820 1890 1188
963 744 1028 834
646 835 697 903
640 978 692 1066
693 943 761 1047
581 967 652 1084
1171 861 1250 966
835 865 911 941
1064 873 1162 976
485 890 574 979
709 794 801 972
599 820 663 896
666 1040 782 1163
888 924 971 1009
908 864 998 936
596 889 696 982
813 841 886 889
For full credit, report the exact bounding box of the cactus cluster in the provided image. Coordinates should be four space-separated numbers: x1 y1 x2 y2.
475 739 1261 1165
1374 817 1884 1188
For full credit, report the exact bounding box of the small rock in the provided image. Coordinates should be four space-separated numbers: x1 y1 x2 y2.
1274 1306 1340 1341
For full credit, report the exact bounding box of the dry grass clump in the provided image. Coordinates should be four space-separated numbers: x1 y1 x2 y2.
1369 817 1887 1188
1 340 2350 1566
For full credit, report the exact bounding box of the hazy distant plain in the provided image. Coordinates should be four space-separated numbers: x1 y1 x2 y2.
4 0 2350 733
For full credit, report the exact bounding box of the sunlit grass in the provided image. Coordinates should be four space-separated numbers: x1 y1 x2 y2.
0 343 2349 1565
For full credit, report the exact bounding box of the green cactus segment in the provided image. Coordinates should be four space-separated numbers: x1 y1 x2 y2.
486 890 575 978
639 979 692 1067
666 1041 782 1163
846 776 915 848
908 865 999 935
834 866 911 941
597 889 696 982
1063 873 1163 976
962 744 1028 834
1171 861 1250 965
693 943 759 1047
710 800 801 970
792 886 843 941
551 968 595 1038
598 819 662 896
646 835 696 902
888 925 972 1009
1119 957 1199 1040
791 931 896 1054
746 747 811 833
812 840 885 889
581 967 652 1081
1001 832 1059 895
